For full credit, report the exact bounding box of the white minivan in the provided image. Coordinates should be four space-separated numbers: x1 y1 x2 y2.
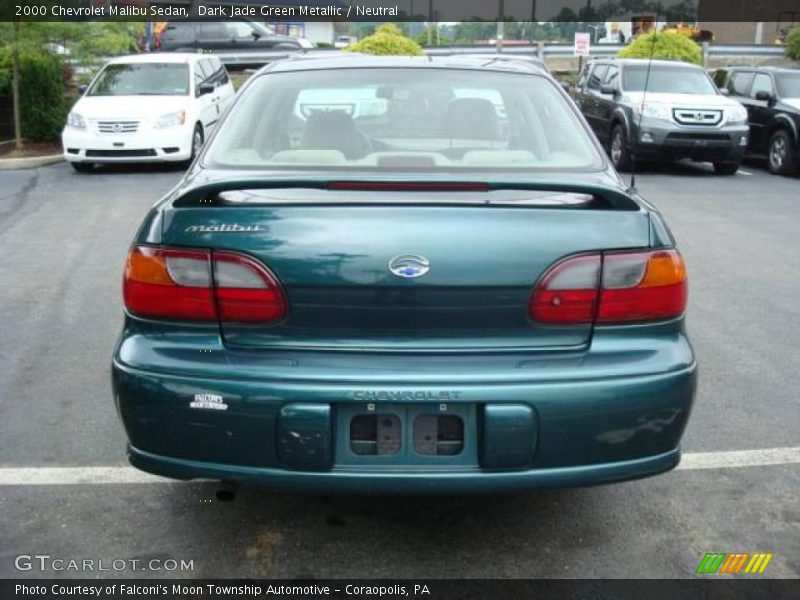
62 53 235 171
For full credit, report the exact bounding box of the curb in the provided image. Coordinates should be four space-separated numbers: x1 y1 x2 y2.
0 154 64 170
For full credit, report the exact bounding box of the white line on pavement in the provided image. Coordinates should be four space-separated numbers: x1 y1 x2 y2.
737 169 753 176
0 447 798 486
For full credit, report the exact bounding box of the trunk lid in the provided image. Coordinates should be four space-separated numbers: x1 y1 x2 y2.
161 187 650 352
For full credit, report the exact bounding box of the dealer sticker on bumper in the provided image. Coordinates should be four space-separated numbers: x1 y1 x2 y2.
190 393 228 411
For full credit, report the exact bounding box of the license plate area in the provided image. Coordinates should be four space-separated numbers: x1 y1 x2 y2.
336 403 477 467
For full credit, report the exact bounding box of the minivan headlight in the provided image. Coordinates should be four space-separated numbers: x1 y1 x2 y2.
154 110 186 129
726 104 748 125
67 112 86 130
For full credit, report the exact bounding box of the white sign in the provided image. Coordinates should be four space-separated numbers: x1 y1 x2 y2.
574 32 591 57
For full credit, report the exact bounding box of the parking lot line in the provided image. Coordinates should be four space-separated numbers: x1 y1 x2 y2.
737 169 753 176
0 447 798 486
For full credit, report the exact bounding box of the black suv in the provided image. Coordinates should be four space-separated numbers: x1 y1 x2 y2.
159 21 303 53
574 58 750 174
712 66 800 175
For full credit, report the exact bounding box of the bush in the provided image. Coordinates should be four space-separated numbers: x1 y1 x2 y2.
346 23 423 56
785 27 800 61
617 31 702 65
0 48 69 140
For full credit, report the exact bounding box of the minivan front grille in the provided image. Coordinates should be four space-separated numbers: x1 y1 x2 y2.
672 108 722 126
96 120 139 134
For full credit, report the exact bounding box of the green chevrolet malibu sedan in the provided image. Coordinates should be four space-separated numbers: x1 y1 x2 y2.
112 55 696 493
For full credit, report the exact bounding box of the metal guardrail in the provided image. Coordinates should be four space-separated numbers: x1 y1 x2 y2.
214 43 786 68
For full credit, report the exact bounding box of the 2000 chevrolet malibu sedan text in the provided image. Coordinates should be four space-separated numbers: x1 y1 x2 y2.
112 56 696 494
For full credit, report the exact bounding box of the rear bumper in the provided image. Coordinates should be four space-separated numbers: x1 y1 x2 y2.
112 327 697 493
129 445 681 494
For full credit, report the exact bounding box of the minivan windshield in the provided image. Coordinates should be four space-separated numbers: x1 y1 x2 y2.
207 68 603 171
622 65 717 95
776 72 800 98
89 63 189 96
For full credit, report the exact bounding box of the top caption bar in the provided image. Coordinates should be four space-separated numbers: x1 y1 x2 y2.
2 0 797 22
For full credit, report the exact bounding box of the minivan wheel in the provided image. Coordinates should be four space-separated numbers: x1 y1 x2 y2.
610 125 632 171
190 123 204 162
767 130 797 175
70 162 94 173
712 161 740 175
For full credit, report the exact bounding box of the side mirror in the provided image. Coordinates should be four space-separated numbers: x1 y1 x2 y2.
78 84 88 95
600 84 617 96
198 82 215 96
754 90 773 103
719 88 730 96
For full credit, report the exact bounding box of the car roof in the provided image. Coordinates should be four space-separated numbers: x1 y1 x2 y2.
589 58 703 69
107 53 206 65
258 54 550 77
718 65 800 74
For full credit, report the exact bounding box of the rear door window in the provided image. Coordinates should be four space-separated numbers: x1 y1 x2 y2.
587 64 608 91
728 72 755 97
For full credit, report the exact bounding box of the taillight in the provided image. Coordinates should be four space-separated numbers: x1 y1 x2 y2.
213 251 287 323
530 249 687 325
123 246 286 323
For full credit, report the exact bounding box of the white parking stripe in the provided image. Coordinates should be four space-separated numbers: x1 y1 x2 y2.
0 447 798 486
677 447 800 470
737 169 753 176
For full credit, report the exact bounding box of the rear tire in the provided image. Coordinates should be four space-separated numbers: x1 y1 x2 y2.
70 162 94 173
712 161 740 175
187 123 204 165
609 124 633 172
767 130 797 176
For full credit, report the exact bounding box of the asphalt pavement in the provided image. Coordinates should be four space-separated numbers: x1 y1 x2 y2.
0 160 798 579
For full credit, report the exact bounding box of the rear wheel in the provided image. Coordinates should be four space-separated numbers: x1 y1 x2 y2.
767 130 797 175
70 162 93 173
712 161 740 175
609 124 632 171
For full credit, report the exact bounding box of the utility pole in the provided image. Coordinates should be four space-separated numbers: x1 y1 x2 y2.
427 0 433 46
497 0 505 53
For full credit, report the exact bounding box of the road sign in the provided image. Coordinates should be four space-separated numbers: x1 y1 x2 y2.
574 32 591 57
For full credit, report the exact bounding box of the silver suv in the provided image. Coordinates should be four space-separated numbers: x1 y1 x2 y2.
575 58 750 174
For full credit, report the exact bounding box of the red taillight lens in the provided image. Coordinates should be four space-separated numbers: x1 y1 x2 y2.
213 251 287 323
529 254 601 324
124 246 216 321
597 250 687 323
123 246 286 323
530 250 687 325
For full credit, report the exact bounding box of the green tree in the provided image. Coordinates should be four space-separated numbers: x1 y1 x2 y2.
617 31 702 65
785 27 800 61
0 21 141 148
346 23 423 56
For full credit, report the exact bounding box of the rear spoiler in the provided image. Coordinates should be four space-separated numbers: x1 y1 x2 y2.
171 179 641 210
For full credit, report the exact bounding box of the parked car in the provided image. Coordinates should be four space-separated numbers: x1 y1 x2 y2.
62 53 235 171
159 21 304 52
113 55 695 493
574 58 750 174
712 66 800 175
334 35 357 49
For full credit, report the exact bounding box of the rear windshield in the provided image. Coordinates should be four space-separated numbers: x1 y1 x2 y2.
206 68 603 172
622 65 717 95
89 63 189 96
776 73 800 98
